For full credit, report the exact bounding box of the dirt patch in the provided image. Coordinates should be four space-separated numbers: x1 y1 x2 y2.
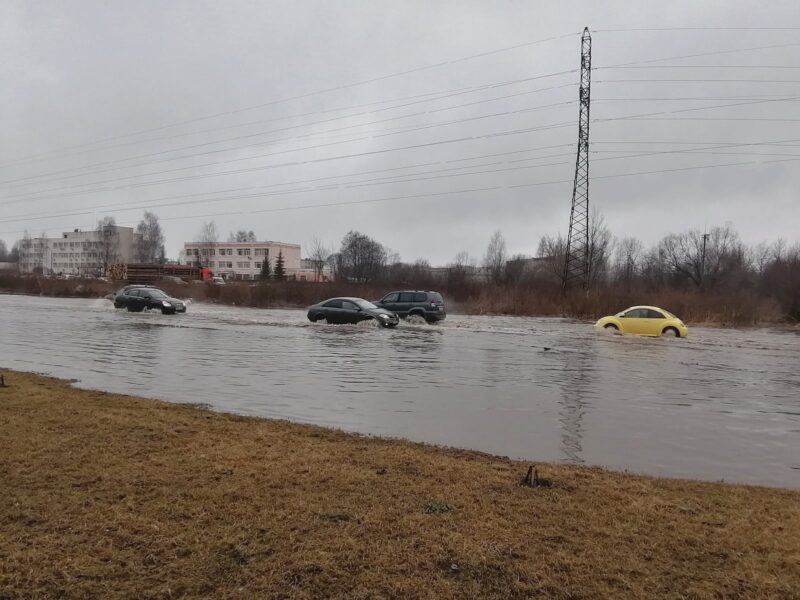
1 370 798 599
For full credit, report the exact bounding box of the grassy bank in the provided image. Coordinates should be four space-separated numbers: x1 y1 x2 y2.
0 273 792 325
1 371 798 599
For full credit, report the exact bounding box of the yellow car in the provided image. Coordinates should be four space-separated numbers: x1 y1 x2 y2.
595 306 688 338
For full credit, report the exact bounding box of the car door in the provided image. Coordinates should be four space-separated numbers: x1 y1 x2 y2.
340 300 364 324
620 308 649 335
645 309 669 336
139 290 155 310
321 299 343 323
395 292 415 316
378 292 400 313
126 289 143 309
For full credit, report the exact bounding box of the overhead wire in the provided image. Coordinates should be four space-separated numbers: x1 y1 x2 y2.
1 31 580 166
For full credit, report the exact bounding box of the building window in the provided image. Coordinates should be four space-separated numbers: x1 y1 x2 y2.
243 248 251 256
255 262 261 269
208 261 215 267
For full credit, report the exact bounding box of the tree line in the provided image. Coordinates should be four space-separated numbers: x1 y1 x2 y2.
307 217 800 321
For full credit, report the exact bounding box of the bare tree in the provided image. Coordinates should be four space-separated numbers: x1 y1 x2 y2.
196 221 219 244
587 209 614 287
483 230 507 284
536 233 566 283
96 216 120 277
307 237 330 282
614 237 643 284
447 250 476 286
0 240 7 261
659 225 742 288
135 211 165 263
228 230 256 242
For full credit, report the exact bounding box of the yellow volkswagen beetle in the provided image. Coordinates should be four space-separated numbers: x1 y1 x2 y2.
595 306 688 338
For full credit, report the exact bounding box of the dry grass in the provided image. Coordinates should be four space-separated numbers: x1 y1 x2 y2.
0 274 793 325
1 371 798 599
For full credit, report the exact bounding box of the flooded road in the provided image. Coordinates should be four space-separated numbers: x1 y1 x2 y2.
1 294 798 488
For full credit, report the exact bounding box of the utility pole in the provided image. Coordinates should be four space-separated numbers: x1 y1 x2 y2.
563 27 592 290
700 230 710 287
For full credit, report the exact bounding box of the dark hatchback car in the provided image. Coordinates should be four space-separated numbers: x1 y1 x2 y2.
374 290 446 322
307 297 399 328
114 286 187 314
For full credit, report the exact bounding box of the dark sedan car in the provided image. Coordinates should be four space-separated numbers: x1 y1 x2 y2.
114 286 187 314
307 297 399 328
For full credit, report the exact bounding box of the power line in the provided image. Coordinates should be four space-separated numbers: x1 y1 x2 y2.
600 65 800 69
0 84 577 188
595 27 800 32
609 42 800 67
1 31 580 166
6 93 797 205
6 138 799 228
4 154 798 237
596 78 800 83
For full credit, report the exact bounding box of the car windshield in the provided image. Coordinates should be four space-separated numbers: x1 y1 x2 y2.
354 299 378 310
663 309 677 319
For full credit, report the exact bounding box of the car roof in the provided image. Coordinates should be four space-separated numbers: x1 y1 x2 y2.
329 297 366 302
625 305 668 312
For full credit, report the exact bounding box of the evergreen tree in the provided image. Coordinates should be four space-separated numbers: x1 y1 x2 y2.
274 250 286 281
260 256 271 280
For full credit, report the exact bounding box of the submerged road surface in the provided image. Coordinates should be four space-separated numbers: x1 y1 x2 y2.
1 294 798 487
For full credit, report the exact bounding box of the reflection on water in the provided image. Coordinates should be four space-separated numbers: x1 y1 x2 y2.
1 294 799 488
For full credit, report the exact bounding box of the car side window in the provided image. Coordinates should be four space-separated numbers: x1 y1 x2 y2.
382 293 399 303
128 289 139 297
624 309 646 318
341 300 358 311
323 300 342 309
413 293 427 302
398 292 415 302
646 309 666 319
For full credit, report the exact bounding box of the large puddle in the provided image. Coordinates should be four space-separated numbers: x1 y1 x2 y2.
1 294 798 488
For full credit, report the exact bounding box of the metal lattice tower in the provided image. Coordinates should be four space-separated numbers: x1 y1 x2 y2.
563 27 592 289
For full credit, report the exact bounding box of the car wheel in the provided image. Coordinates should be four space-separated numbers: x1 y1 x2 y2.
313 314 326 323
604 324 619 333
126 305 141 312
406 312 426 324
662 327 679 338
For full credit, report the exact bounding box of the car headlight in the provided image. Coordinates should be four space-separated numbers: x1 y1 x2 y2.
162 300 172 307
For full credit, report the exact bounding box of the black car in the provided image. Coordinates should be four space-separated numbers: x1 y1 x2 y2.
114 286 187 314
374 290 446 322
112 284 149 308
307 297 399 328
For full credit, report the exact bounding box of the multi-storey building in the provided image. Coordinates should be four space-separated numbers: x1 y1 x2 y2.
183 240 302 280
17 226 140 276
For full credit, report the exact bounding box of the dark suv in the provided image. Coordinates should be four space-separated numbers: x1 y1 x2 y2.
114 286 187 314
374 291 446 322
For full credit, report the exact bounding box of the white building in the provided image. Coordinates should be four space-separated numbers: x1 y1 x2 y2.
18 226 140 276
183 240 302 280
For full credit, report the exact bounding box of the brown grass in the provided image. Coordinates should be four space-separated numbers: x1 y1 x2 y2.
1 371 798 599
1 273 790 326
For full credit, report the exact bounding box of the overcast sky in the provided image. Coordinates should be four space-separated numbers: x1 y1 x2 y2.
1 0 798 264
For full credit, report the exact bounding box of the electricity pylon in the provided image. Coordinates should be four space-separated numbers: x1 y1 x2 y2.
563 27 592 289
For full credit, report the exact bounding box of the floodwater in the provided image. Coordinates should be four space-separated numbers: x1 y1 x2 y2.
1 294 798 488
